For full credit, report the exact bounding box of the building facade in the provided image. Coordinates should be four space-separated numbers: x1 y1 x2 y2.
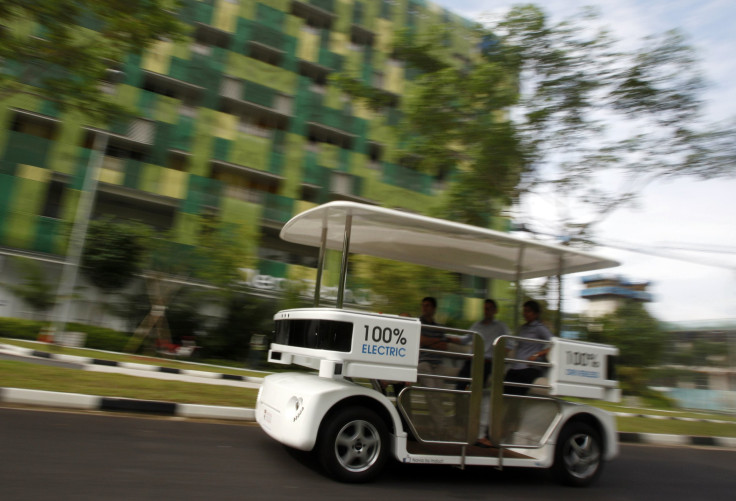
580 274 653 318
0 0 502 328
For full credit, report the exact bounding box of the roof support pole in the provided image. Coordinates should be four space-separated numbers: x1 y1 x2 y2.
555 255 565 336
336 213 353 308
513 245 526 332
313 223 328 307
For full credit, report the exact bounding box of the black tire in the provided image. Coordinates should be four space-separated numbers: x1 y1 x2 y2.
551 421 604 487
317 407 389 483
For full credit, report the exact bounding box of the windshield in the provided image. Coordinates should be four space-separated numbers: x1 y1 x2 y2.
273 319 353 352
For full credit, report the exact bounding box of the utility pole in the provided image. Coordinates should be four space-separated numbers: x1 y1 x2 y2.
50 130 109 341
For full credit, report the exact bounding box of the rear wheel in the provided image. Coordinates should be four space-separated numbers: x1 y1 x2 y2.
317 407 388 483
551 422 603 487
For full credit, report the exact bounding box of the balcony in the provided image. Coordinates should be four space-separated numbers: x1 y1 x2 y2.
219 77 292 131
290 0 336 29
350 24 375 47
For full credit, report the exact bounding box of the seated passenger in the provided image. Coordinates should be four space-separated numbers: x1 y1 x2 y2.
504 300 552 395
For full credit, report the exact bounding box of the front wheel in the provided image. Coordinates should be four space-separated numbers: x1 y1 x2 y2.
317 407 389 483
551 421 603 487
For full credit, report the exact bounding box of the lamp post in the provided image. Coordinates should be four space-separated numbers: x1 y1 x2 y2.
50 130 109 341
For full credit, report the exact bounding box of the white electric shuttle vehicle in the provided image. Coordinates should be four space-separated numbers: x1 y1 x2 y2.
255 201 621 486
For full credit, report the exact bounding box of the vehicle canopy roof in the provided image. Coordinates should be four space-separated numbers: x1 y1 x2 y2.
280 202 619 281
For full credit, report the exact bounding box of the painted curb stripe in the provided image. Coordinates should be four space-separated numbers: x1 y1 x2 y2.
100 397 178 415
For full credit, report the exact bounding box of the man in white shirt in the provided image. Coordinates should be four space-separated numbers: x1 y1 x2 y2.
455 299 509 447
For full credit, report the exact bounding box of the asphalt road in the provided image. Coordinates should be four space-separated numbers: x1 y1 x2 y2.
1 407 734 501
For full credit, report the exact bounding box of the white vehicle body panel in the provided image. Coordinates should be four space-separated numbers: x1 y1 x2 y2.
255 371 619 466
256 372 405 451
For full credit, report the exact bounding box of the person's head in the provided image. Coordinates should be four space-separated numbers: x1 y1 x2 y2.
421 297 437 319
522 300 541 323
482 299 498 320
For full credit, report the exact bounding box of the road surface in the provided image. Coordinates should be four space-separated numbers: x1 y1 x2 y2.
1 407 734 500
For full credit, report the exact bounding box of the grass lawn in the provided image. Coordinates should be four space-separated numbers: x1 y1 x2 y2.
0 337 265 377
616 415 736 437
0 360 258 408
3 338 735 437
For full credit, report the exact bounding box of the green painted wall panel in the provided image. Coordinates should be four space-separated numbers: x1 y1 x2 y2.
155 95 180 124
33 216 63 254
48 120 84 176
230 134 270 171
225 53 297 95
280 133 305 198
182 175 222 214
11 177 46 215
3 177 46 248
116 84 141 110
1 131 53 168
123 159 144 190
0 173 16 216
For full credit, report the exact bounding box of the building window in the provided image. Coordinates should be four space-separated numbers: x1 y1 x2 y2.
290 1 335 30
167 151 189 172
41 180 66 219
248 41 284 67
141 71 202 108
11 111 58 140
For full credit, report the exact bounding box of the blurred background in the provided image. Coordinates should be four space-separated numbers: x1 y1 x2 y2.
0 0 733 412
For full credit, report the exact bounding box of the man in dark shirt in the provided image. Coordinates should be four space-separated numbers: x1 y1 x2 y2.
416 296 453 437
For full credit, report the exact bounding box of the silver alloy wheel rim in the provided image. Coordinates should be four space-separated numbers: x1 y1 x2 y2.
563 432 601 479
334 419 381 473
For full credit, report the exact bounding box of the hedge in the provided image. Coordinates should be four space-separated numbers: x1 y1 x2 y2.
0 317 130 352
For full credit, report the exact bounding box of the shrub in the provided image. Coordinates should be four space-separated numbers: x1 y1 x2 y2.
0 317 45 340
0 317 129 351
66 323 130 352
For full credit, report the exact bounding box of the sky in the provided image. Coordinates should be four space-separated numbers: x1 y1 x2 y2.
430 0 736 323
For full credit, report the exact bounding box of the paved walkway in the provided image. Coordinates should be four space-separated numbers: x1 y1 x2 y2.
2 342 735 448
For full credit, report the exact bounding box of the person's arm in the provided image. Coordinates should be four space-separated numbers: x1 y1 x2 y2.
421 333 448 350
528 324 552 361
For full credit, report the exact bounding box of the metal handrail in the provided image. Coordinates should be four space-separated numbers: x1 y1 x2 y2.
396 328 485 447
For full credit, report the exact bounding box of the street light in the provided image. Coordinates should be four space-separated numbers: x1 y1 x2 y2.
50 130 109 342
49 69 126 342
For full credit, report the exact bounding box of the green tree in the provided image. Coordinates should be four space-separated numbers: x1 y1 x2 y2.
0 0 186 120
584 301 667 398
199 292 277 362
127 216 258 354
351 255 461 319
585 301 666 368
337 5 735 235
79 217 152 324
334 25 524 227
490 5 735 240
81 217 152 294
1 257 56 320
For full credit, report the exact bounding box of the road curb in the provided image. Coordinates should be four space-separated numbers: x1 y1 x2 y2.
1 386 733 447
0 387 255 421
618 431 736 448
0 343 263 384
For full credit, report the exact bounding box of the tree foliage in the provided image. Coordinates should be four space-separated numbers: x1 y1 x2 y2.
490 5 735 239
0 0 187 121
336 5 735 235
199 292 277 362
351 255 461 318
81 217 152 294
584 300 667 368
1 257 56 319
